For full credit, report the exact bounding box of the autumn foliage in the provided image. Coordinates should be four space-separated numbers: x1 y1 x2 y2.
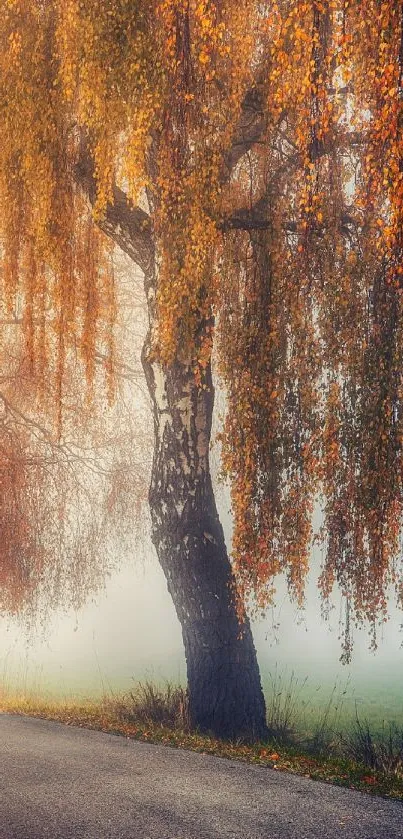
0 0 402 652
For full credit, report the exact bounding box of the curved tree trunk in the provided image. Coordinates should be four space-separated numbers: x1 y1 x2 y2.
141 286 267 739
76 96 270 742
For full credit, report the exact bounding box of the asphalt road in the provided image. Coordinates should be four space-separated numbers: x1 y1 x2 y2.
0 713 402 839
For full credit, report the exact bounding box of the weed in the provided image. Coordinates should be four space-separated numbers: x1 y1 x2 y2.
303 679 349 757
108 680 189 730
265 667 307 745
343 713 403 777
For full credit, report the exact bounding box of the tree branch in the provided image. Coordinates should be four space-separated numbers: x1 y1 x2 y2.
220 196 359 236
74 149 154 275
223 76 363 178
223 85 268 176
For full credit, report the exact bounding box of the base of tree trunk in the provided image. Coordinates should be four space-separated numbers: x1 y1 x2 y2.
184 605 268 741
143 346 267 743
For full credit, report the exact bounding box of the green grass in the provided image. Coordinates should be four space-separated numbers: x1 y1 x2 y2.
1 677 403 801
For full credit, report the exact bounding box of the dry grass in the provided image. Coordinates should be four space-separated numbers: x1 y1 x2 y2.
343 716 403 778
106 681 189 730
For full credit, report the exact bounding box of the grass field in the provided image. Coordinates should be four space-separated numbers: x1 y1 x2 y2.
260 666 403 738
1 653 402 734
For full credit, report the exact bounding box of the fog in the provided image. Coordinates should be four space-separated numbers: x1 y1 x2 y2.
1 481 402 724
0 257 402 725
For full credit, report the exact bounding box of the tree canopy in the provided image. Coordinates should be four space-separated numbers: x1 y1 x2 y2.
0 0 403 655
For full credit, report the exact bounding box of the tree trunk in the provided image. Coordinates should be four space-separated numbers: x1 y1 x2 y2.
77 109 269 741
142 317 267 741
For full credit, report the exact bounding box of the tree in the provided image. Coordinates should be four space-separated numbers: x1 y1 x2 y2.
0 0 402 740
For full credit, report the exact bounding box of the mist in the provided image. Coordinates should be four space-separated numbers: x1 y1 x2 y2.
1 473 402 725
0 255 402 728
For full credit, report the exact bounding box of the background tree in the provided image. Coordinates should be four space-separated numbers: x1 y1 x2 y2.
0 0 402 740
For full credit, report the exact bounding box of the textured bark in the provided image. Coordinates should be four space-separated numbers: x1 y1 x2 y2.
141 298 267 740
